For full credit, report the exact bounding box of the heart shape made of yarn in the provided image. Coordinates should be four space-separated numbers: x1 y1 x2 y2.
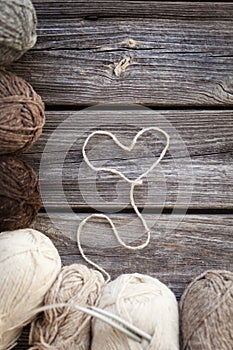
82 127 169 185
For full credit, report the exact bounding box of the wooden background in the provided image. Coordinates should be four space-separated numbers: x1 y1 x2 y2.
10 1 233 348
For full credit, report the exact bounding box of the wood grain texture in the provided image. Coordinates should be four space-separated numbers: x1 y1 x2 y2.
10 50 233 107
31 19 233 52
15 212 233 349
9 11 233 106
32 1 233 21
22 109 233 210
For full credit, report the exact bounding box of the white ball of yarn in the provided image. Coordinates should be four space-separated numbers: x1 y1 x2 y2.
0 228 61 350
91 273 179 350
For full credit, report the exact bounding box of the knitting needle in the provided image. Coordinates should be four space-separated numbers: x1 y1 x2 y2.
76 305 142 342
33 303 152 343
91 306 152 342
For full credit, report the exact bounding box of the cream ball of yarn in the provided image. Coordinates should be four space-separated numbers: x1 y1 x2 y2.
29 264 105 350
0 228 61 350
0 0 37 66
91 273 179 350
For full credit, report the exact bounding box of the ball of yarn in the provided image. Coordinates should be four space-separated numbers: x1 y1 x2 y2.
0 70 45 154
0 155 41 232
0 228 61 350
29 264 105 350
0 0 37 66
92 273 179 350
180 270 233 350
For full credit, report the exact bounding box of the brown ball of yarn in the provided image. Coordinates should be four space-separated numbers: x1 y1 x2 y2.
0 0 37 66
29 264 105 350
180 270 233 350
0 70 45 154
0 155 41 232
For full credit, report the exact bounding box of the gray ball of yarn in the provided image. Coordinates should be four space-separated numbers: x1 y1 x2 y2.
180 270 233 350
0 0 37 66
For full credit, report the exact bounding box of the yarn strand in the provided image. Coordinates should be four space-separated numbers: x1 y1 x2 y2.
77 214 112 282
77 127 169 279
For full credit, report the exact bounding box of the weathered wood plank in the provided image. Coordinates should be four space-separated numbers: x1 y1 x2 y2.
7 2 233 106
8 6 233 106
10 48 233 106
33 20 233 53
14 212 233 349
23 109 233 210
27 109 233 157
28 153 233 210
32 1 233 21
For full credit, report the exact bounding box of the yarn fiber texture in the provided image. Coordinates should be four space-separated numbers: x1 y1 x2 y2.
0 70 45 154
180 270 233 350
92 273 179 350
0 228 61 350
0 0 37 66
0 155 41 232
29 264 105 350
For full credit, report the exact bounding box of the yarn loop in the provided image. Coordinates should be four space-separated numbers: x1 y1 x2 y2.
78 127 169 280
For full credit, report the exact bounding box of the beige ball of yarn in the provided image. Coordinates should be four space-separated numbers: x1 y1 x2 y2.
180 270 233 350
92 273 179 350
29 264 105 350
0 0 37 66
0 228 61 350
